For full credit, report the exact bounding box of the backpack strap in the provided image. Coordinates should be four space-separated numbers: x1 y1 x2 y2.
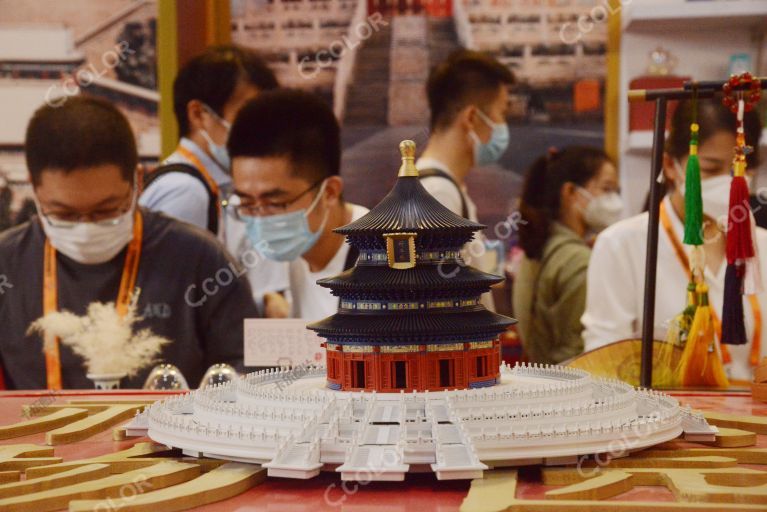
418 168 469 219
143 162 219 234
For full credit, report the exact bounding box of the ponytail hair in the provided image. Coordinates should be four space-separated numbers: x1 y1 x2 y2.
518 146 611 259
518 155 551 260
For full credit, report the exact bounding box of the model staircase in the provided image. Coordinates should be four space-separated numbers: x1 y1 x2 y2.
431 421 488 480
263 437 322 479
430 401 488 480
336 398 410 480
344 21 392 125
339 442 410 481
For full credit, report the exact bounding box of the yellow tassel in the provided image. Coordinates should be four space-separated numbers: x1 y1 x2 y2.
664 281 697 387
677 283 730 388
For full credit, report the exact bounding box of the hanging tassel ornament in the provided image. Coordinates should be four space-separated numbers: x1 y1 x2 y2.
678 283 730 388
668 89 708 387
725 131 753 263
672 245 704 387
721 73 762 345
683 121 703 245
667 281 698 349
722 263 747 344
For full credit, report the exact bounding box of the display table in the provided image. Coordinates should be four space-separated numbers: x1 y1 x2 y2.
0 389 765 511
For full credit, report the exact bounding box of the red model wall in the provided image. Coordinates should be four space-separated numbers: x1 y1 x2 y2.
325 340 500 392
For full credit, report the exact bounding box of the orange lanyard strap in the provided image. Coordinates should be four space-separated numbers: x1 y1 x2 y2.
42 240 61 390
175 145 221 198
42 211 143 390
660 202 761 366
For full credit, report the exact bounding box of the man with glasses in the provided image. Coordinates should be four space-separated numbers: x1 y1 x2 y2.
226 89 368 320
140 45 278 236
0 96 259 389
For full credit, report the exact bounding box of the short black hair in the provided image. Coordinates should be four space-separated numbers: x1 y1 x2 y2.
25 95 137 185
228 89 340 182
427 49 514 131
173 45 278 136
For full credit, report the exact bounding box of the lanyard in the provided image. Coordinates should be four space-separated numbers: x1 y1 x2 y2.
659 201 762 366
176 145 221 198
42 211 143 390
176 146 222 227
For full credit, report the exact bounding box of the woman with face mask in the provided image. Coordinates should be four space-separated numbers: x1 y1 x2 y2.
582 99 766 383
513 146 620 364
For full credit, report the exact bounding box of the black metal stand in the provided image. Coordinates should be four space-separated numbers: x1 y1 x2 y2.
640 97 666 388
628 77 766 389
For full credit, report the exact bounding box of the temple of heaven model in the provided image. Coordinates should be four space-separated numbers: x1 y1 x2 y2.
308 140 515 392
143 140 716 482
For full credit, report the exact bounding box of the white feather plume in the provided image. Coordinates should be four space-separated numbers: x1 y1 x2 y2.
28 297 170 377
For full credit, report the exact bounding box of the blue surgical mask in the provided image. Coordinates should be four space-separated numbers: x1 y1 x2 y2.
470 109 510 166
245 181 329 262
200 104 231 172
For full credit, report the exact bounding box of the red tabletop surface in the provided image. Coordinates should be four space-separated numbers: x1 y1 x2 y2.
0 389 765 511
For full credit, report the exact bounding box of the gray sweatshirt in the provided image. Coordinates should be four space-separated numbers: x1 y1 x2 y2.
0 209 259 389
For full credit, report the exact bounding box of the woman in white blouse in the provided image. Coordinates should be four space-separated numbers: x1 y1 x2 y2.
581 99 766 382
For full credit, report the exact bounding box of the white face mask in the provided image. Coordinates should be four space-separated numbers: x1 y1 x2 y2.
470 109 510 166
37 205 136 265
201 104 231 172
578 188 623 232
674 160 741 225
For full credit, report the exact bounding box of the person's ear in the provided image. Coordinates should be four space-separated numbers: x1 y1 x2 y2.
186 99 205 133
322 176 344 206
457 105 477 133
560 181 578 208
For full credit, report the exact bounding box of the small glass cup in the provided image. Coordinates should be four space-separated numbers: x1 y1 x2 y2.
143 364 189 390
199 363 238 389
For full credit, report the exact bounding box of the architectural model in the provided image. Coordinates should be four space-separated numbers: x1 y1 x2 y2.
309 140 513 391
146 140 715 481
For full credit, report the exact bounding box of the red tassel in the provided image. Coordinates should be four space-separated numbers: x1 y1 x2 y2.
721 262 747 345
726 176 754 263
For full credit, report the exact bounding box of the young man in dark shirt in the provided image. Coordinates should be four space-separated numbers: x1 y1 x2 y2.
0 96 258 389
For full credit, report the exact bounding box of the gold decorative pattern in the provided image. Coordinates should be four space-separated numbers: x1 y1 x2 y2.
380 345 420 353
427 343 464 352
384 232 417 270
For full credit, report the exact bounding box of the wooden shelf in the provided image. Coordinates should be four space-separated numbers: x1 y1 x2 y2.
626 130 655 154
623 0 767 31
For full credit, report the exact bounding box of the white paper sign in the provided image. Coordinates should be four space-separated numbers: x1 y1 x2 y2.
244 318 326 367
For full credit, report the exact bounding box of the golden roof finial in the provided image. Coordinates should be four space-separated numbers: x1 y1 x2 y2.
398 140 418 177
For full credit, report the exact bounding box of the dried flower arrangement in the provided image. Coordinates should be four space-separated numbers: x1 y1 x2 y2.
28 296 170 378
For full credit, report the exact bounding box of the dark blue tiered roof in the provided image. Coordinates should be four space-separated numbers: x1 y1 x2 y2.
336 175 483 237
307 140 516 344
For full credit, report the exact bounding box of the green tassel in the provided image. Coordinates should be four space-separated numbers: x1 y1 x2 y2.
683 126 703 245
